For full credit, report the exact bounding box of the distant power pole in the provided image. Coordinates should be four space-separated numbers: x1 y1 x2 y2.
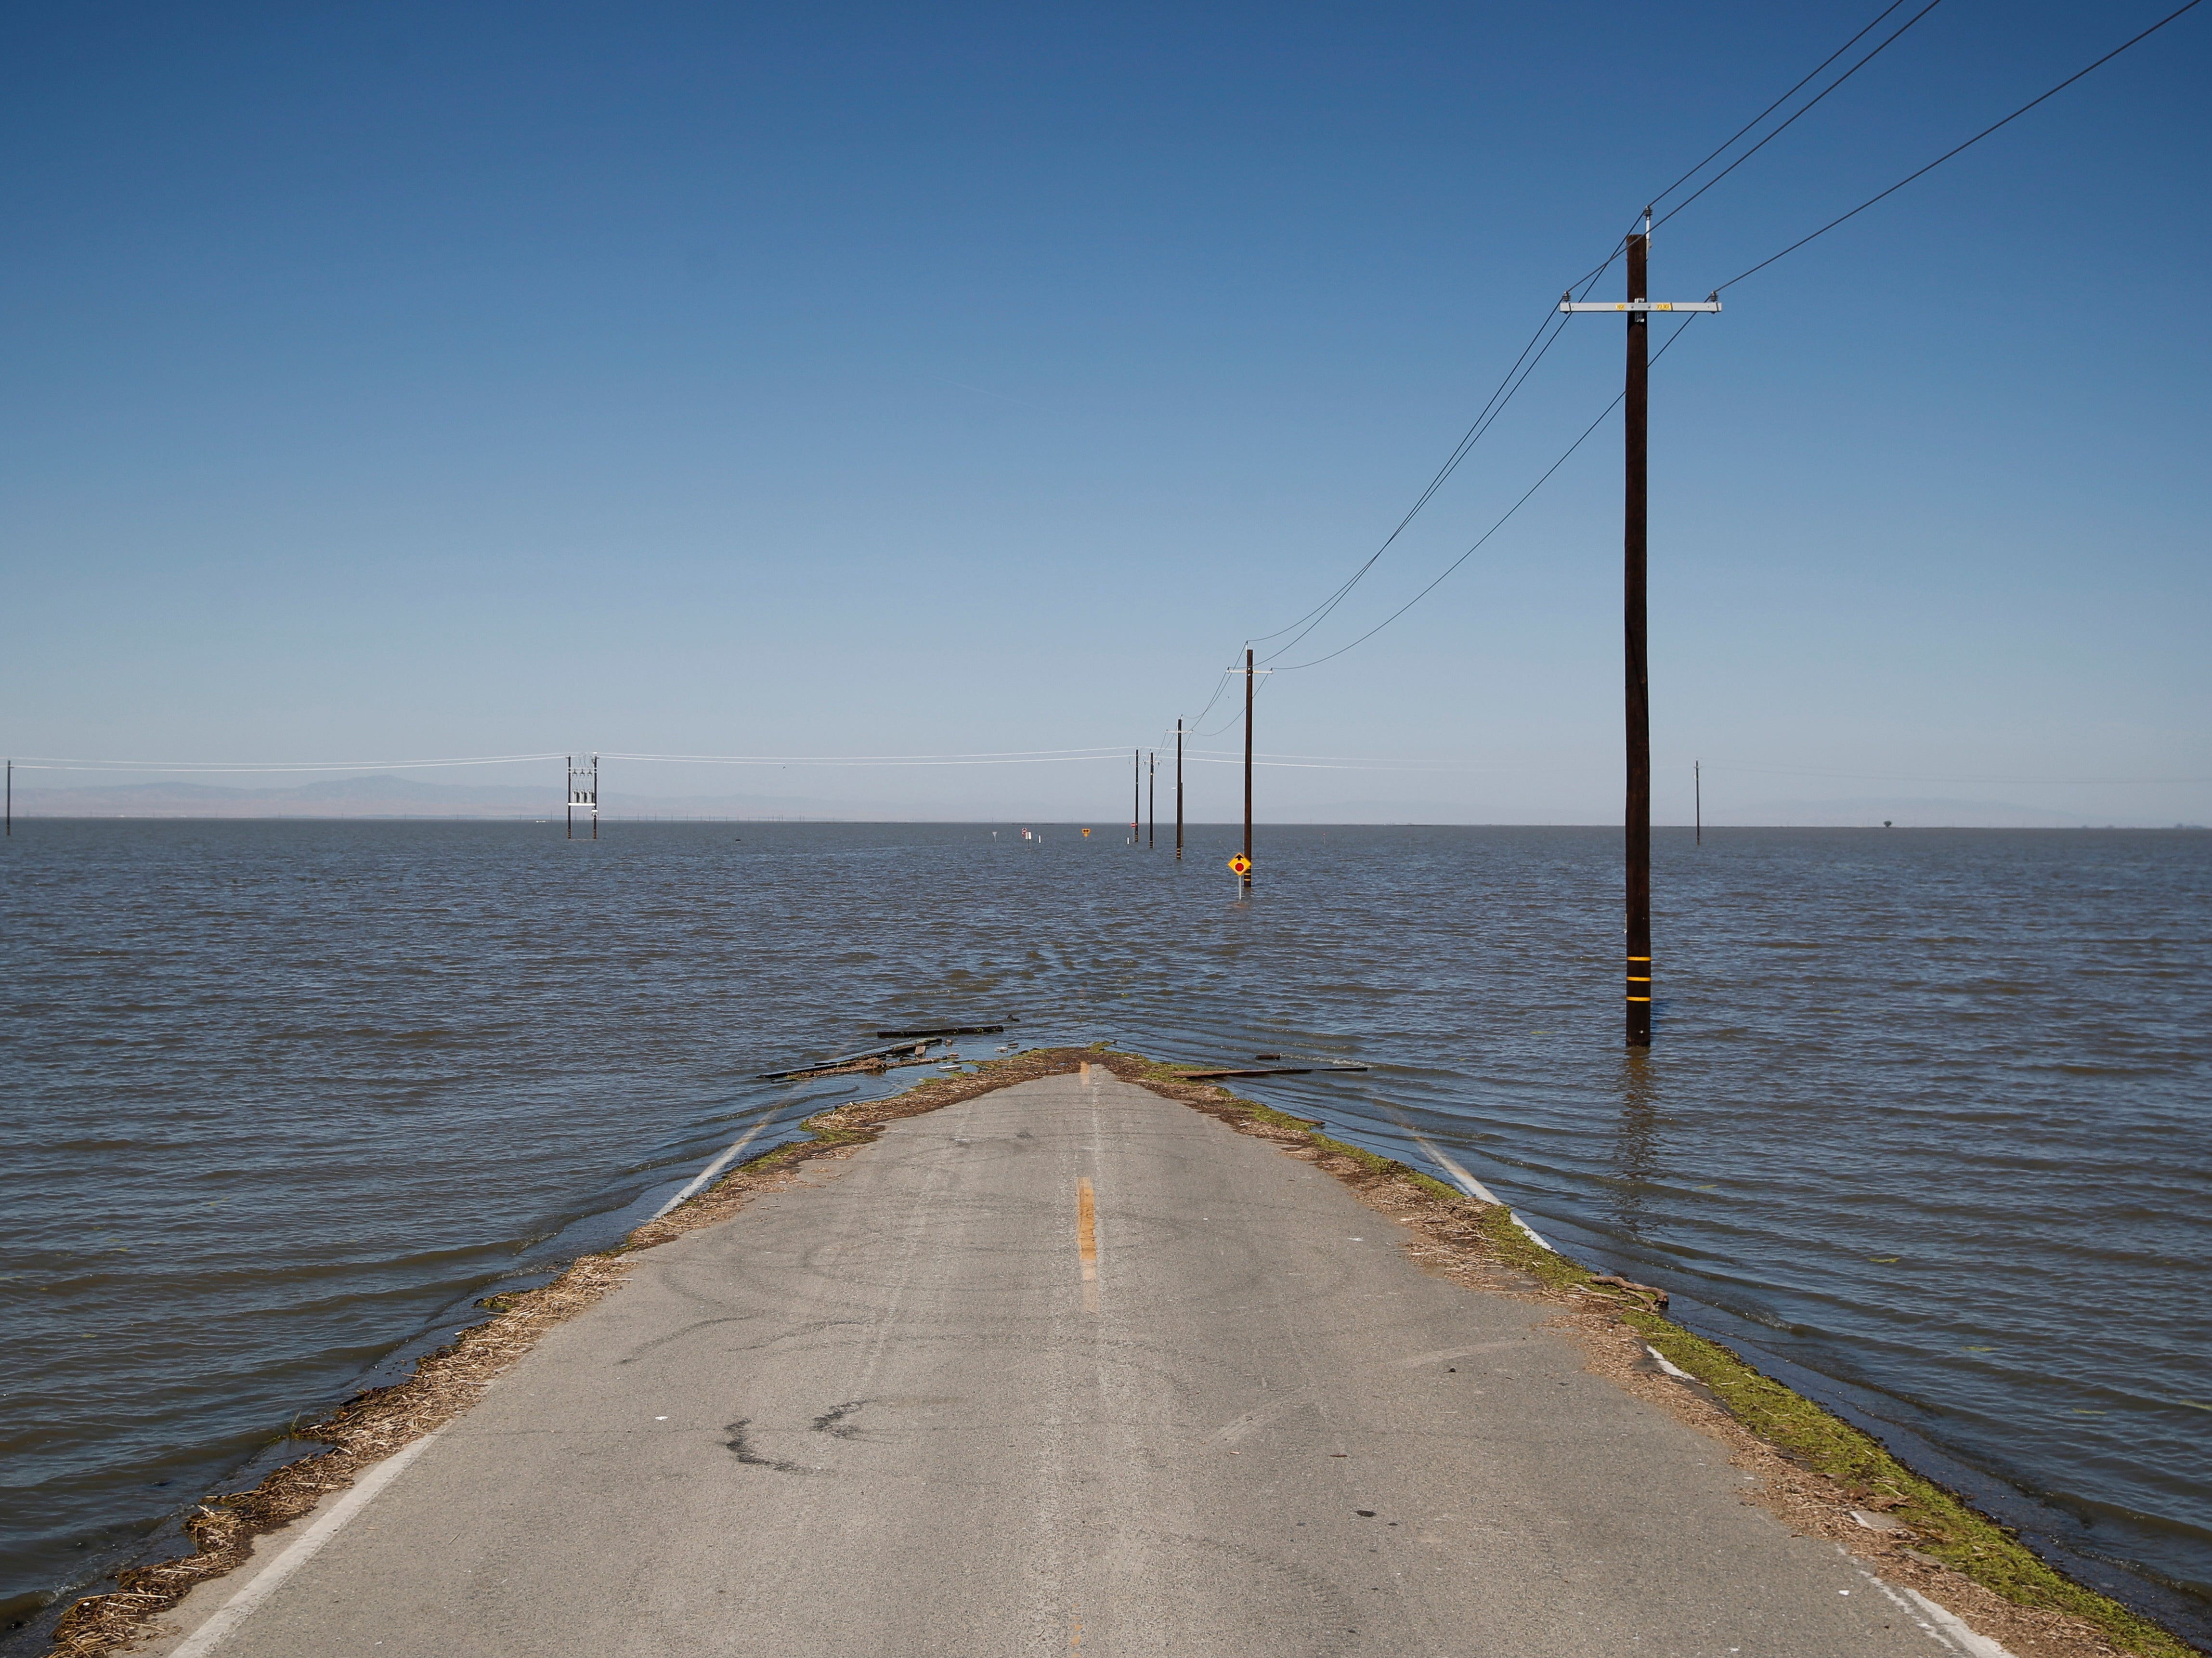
1561 213 1720 1049
5 758 10 837
1148 752 1156 849
1695 760 1702 847
567 755 599 841
1132 749 1140 845
1175 719 1184 860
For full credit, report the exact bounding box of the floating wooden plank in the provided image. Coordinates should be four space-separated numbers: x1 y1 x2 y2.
756 1053 944 1083
757 1038 936 1082
876 1023 1006 1039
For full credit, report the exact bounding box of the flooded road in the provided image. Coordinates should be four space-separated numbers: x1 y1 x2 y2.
3 820 2206 1643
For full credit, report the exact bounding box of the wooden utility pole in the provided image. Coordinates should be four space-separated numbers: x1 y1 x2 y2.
1624 226 1652 1048
566 755 573 840
1175 719 1184 860
5 758 10 837
1695 760 1701 847
1148 752 1156 849
1242 648 1254 889
1132 749 1140 845
1561 215 1719 1048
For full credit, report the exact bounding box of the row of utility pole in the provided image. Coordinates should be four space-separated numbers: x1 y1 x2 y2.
1142 654 1257 889
1131 219 1712 1046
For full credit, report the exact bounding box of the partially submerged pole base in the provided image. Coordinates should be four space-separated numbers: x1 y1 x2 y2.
1627 956 1652 1048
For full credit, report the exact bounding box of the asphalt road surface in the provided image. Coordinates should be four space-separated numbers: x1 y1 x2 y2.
146 1067 1966 1657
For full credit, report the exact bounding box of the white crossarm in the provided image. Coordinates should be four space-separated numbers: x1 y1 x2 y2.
1559 299 1722 313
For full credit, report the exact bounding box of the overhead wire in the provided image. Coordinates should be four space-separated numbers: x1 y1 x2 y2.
1643 0 1915 217
1528 0 1935 386
1161 0 2200 766
1191 0 2201 689
1651 0 1948 232
1718 0 2205 292
603 748 1128 768
1705 761 2212 785
9 752 567 773
1207 0 1953 694
1271 314 1705 672
1253 303 1581 664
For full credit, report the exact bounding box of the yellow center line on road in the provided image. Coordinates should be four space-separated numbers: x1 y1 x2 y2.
1076 1176 1100 1312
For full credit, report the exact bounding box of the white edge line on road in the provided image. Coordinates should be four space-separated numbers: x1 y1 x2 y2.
651 1118 773 1220
1902 1586 2020 1658
1846 1549 2019 1658
169 1432 441 1658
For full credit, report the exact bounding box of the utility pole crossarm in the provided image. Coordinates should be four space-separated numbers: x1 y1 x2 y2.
1560 297 1721 313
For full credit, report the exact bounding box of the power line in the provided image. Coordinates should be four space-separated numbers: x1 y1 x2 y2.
1644 0 1915 217
1547 0 1933 377
13 747 1147 776
9 752 565 773
1210 3 1950 694
1174 4 2200 721
1266 2 2203 671
1255 306 1580 665
1271 314 1705 672
1652 0 1947 233
1705 761 2212 786
604 748 1128 768
1719 0 2205 292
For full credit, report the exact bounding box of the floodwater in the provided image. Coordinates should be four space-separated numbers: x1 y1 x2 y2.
2 821 2207 1645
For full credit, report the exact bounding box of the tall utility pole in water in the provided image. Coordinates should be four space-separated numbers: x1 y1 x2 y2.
1695 760 1702 847
1242 648 1255 889
1174 719 1184 860
1560 214 1719 1047
1132 750 1140 845
1147 752 1156 849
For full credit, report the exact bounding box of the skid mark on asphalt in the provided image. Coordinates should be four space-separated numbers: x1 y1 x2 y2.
724 1418 809 1473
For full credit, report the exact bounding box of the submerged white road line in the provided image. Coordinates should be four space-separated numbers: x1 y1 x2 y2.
1402 1127 1503 1207
169 1433 441 1658
1380 1114 1570 1256
651 1118 774 1220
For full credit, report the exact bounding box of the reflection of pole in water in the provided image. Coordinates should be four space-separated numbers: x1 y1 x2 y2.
1610 1051 1661 1244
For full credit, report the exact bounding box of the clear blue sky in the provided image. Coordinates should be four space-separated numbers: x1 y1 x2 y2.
4 1 2206 823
